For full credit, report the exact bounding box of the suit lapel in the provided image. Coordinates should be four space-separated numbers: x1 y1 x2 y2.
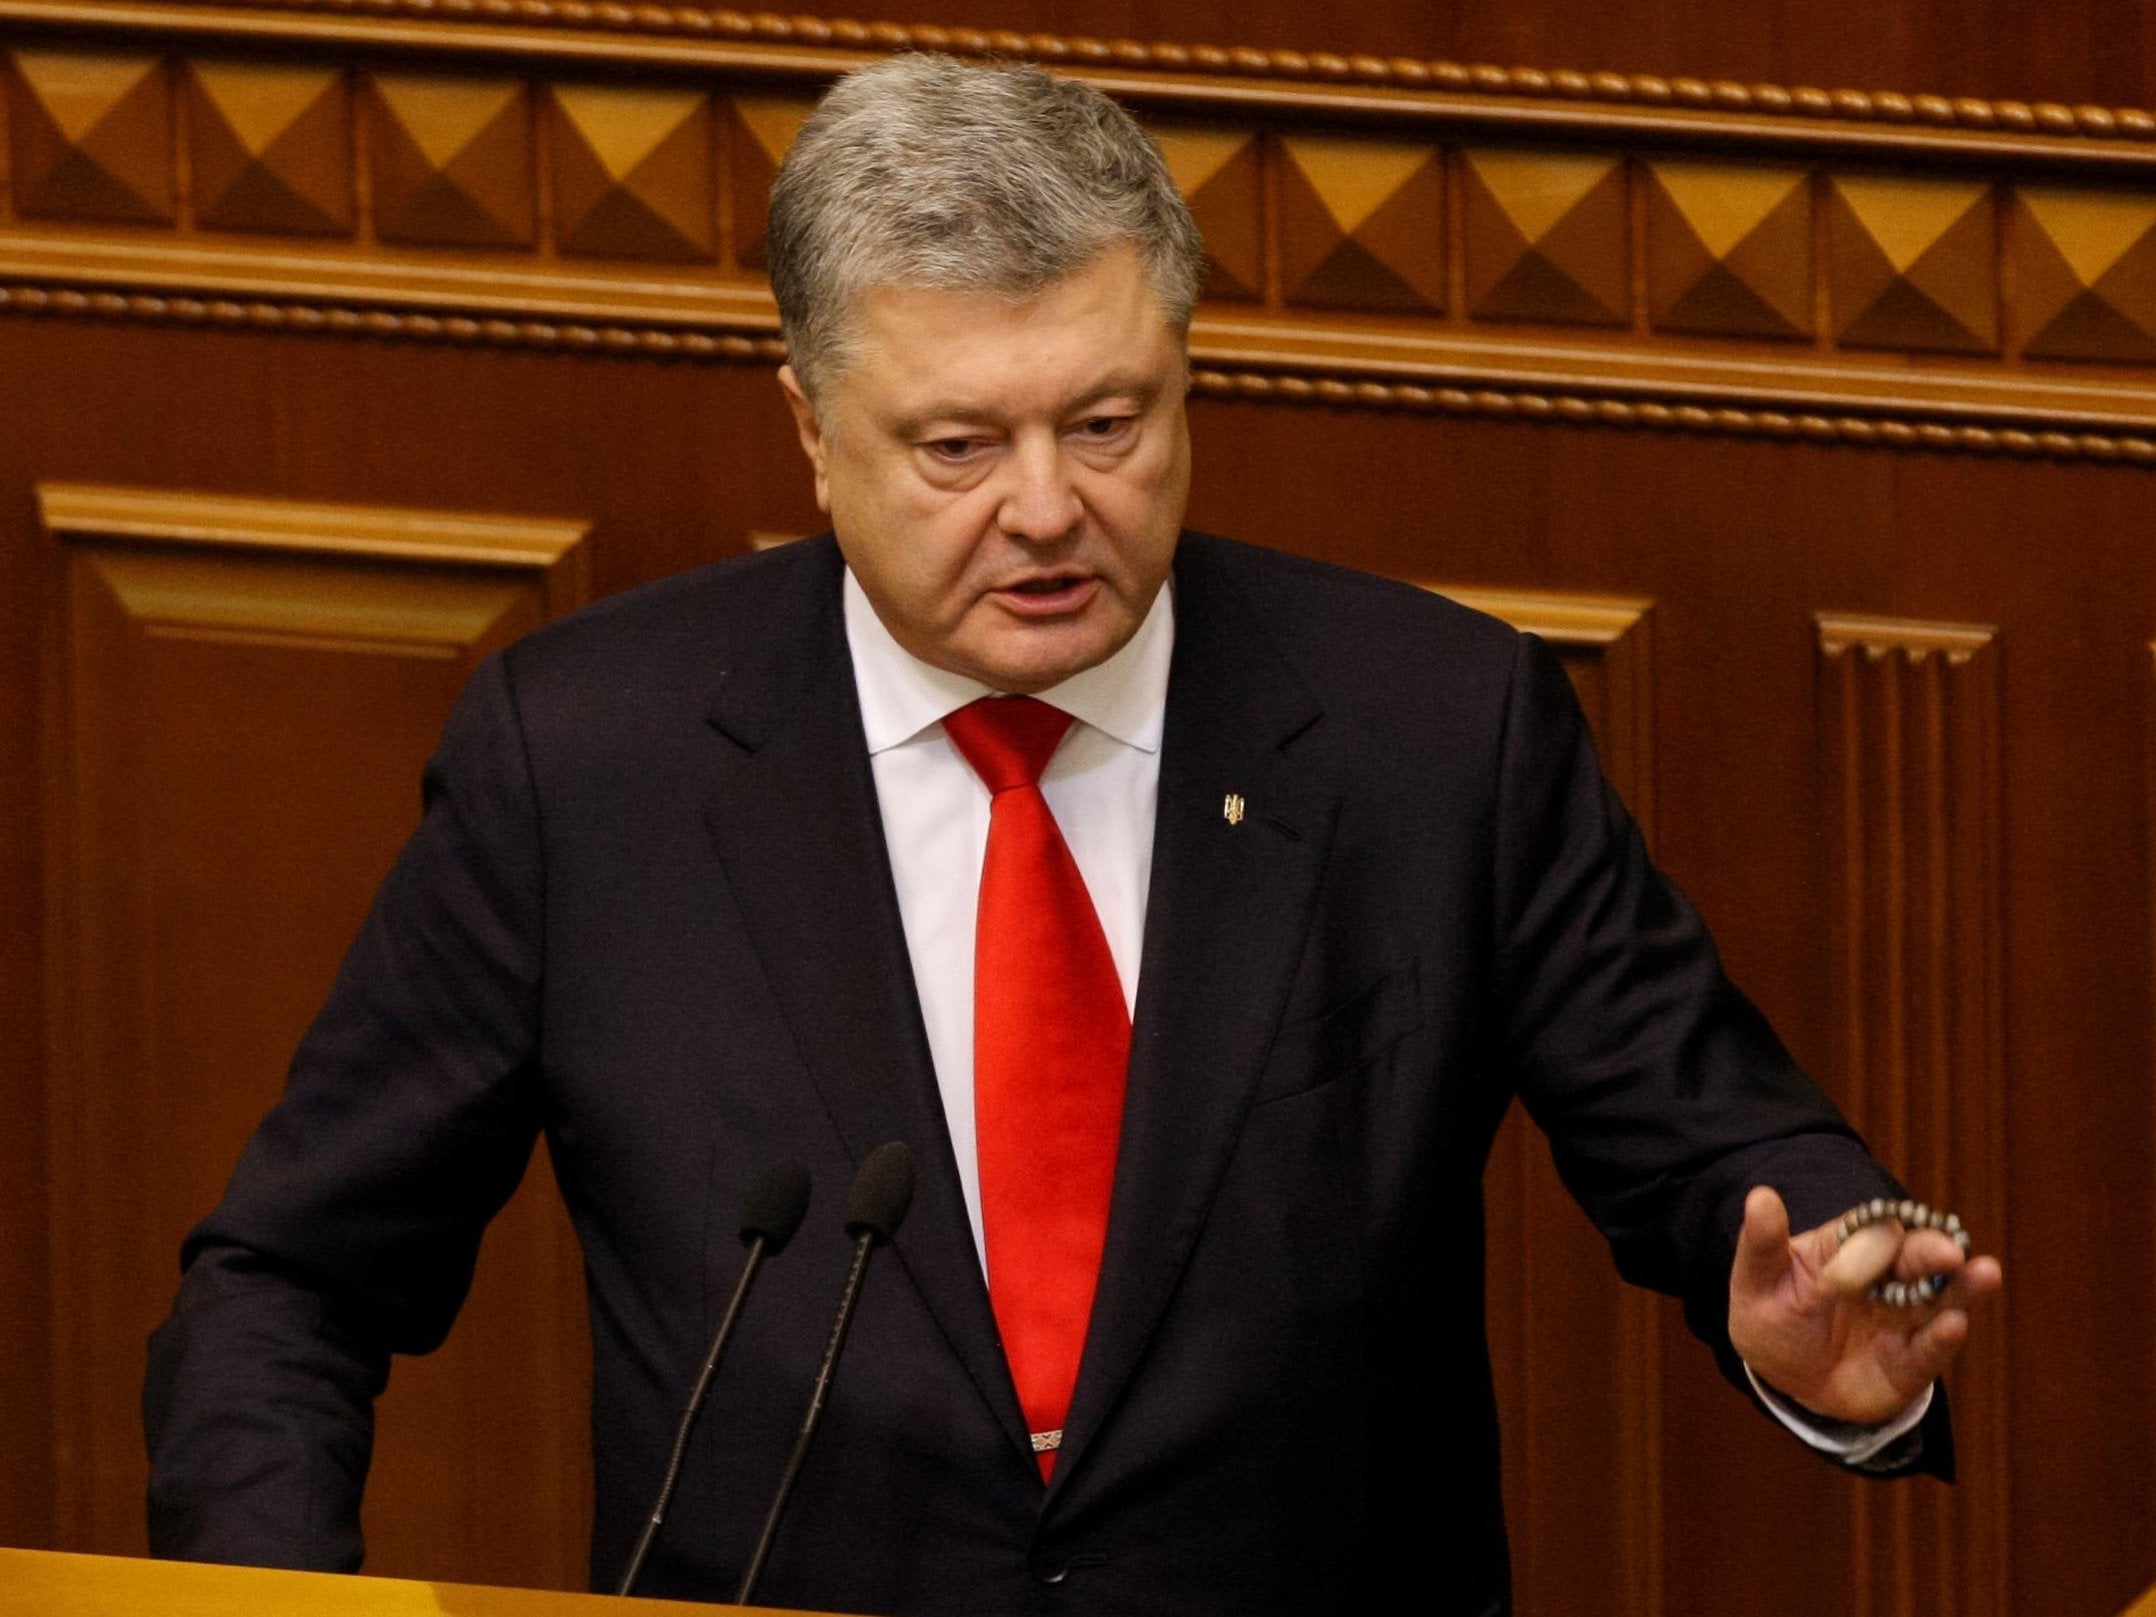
699 540 1030 1458
1053 538 1337 1490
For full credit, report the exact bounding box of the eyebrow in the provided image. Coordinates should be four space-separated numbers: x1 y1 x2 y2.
894 373 1164 438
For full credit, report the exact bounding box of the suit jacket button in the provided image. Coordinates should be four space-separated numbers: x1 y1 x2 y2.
1029 1547 1070 1584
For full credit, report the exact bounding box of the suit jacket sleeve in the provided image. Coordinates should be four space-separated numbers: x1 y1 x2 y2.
144 651 550 1567
1489 633 1950 1475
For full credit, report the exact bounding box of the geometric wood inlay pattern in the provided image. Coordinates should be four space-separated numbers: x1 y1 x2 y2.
1449 585 1662 1617
551 85 713 261
1815 613 2009 1617
1827 175 1998 355
34 483 592 1565
1646 160 1812 341
727 92 813 269
7 49 174 225
1279 134 1443 313
9 30 2156 452
369 73 533 249
1147 121 1262 302
185 61 352 237
2013 186 2156 363
1462 149 1628 327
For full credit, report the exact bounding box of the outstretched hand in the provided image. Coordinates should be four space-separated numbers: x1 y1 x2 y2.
1727 1186 2003 1425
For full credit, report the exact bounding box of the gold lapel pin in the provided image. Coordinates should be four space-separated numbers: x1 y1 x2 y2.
1223 793 1246 826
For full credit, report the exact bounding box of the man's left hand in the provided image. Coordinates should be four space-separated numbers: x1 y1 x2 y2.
1728 1185 2004 1426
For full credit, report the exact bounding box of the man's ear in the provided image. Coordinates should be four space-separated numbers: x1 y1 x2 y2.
776 364 833 515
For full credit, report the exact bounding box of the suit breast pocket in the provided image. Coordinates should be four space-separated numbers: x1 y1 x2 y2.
1253 957 1424 1107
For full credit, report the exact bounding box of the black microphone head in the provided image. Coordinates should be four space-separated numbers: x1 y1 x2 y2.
842 1141 914 1243
740 1161 812 1254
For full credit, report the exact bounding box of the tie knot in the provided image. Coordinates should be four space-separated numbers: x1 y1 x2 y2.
943 696 1074 793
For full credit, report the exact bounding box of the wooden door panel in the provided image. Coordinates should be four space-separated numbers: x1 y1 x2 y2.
38 488 594 1584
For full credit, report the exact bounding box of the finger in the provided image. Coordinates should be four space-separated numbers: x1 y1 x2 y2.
1895 1228 1967 1279
1927 1253 2003 1311
1732 1186 1793 1301
1819 1223 1900 1294
1903 1306 1972 1383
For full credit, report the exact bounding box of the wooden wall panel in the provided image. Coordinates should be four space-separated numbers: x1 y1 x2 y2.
678 0 2156 115
1 5 2153 1615
37 487 593 1582
10 27 2156 449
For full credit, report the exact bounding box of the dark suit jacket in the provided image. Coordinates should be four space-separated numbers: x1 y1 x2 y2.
146 533 1940 1617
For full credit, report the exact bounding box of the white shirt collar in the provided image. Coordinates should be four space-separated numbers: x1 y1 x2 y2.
843 567 1174 756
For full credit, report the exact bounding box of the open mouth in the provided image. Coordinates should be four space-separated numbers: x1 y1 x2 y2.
1007 575 1082 596
992 574 1098 617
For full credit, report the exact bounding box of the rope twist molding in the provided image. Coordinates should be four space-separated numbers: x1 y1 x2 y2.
1185 369 2156 464
2 277 2148 466
196 0 2156 141
0 282 788 358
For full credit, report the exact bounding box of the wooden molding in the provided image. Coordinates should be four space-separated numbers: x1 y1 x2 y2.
39 482 589 565
6 268 2156 463
1195 370 2156 465
1818 613 1998 663
13 26 2156 461
7 0 2156 160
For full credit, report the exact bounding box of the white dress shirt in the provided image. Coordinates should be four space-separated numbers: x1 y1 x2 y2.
843 566 1172 1270
837 563 1926 1458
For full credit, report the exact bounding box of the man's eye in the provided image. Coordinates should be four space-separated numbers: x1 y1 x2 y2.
1076 415 1132 441
923 437 983 460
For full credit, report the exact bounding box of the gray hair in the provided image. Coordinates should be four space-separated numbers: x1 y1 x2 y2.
768 54 1204 403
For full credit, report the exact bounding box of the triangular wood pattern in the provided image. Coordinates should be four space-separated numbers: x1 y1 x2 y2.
1656 261 1807 342
553 89 713 261
2027 287 2156 363
1830 179 1996 353
369 76 532 249
1646 164 1810 339
8 51 172 224
1149 122 1261 303
1351 163 1445 312
559 186 705 261
2011 196 2105 347
1276 136 1448 312
726 101 777 270
1464 153 1627 325
725 94 814 270
2013 190 2156 362
1289 236 1434 314
188 66 351 236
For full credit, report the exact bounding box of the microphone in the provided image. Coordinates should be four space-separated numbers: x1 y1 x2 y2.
735 1141 914 1607
615 1159 811 1598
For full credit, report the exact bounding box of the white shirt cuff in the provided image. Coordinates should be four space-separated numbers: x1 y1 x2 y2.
1744 1364 1934 1466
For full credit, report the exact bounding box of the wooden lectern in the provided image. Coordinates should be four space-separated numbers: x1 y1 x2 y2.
0 1549 849 1617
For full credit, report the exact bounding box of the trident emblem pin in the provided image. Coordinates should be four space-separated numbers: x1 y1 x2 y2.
1223 793 1246 826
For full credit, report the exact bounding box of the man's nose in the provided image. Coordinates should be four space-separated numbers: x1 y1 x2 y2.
995 438 1083 543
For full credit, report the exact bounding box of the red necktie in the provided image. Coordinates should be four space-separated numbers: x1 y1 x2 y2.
942 696 1131 1482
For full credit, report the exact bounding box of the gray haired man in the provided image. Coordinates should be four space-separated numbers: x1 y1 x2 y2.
148 52 1996 1617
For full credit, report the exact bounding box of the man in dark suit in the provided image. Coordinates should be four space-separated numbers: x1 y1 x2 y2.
146 54 1998 1616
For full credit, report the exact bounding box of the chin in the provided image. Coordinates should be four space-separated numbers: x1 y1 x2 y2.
974 664 1075 696
968 629 1123 693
